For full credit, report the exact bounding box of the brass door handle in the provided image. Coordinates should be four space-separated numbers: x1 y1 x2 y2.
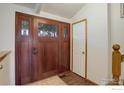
0 65 3 70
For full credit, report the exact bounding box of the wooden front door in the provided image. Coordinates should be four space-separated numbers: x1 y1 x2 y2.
15 12 70 85
31 18 60 81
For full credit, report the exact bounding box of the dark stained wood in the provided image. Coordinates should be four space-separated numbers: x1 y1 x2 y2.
15 12 70 85
60 24 70 72
59 71 97 85
31 18 60 81
15 12 33 85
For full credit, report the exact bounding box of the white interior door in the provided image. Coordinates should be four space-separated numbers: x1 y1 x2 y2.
72 21 86 78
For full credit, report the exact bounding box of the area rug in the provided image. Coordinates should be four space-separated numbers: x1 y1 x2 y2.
28 76 67 85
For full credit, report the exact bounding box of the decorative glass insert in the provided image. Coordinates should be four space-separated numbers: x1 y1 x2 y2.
64 27 68 38
38 23 58 38
21 20 29 36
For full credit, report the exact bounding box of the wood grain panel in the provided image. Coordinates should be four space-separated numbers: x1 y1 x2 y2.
20 41 31 84
61 42 70 71
44 42 59 72
15 12 33 85
60 23 70 72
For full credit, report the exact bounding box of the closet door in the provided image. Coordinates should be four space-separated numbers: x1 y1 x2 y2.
15 12 33 85
32 18 60 80
72 20 87 78
60 24 70 72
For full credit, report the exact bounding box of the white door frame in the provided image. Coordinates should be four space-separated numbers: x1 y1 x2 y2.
72 19 87 78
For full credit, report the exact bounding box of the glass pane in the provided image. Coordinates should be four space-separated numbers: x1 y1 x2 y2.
38 23 58 38
21 20 29 36
64 27 68 38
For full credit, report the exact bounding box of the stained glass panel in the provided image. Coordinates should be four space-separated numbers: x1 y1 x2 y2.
64 27 68 38
21 20 29 36
38 23 58 38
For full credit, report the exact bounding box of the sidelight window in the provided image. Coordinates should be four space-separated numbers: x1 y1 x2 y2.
64 27 68 39
21 20 29 36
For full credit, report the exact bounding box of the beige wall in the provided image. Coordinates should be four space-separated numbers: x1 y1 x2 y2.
71 4 110 84
110 3 124 79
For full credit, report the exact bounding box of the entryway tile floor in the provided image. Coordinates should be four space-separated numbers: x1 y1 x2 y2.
28 75 66 85
28 71 96 85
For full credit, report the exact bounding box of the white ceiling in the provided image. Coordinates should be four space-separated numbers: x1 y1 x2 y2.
15 3 84 19
41 3 84 18
16 3 36 9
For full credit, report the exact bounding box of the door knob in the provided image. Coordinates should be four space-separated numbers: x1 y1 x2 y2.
82 51 85 54
0 65 3 70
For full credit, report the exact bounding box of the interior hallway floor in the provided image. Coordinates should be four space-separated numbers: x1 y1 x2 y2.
28 71 96 85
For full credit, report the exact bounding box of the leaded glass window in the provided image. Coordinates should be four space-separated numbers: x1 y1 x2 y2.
21 20 29 36
38 23 58 38
64 27 68 39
